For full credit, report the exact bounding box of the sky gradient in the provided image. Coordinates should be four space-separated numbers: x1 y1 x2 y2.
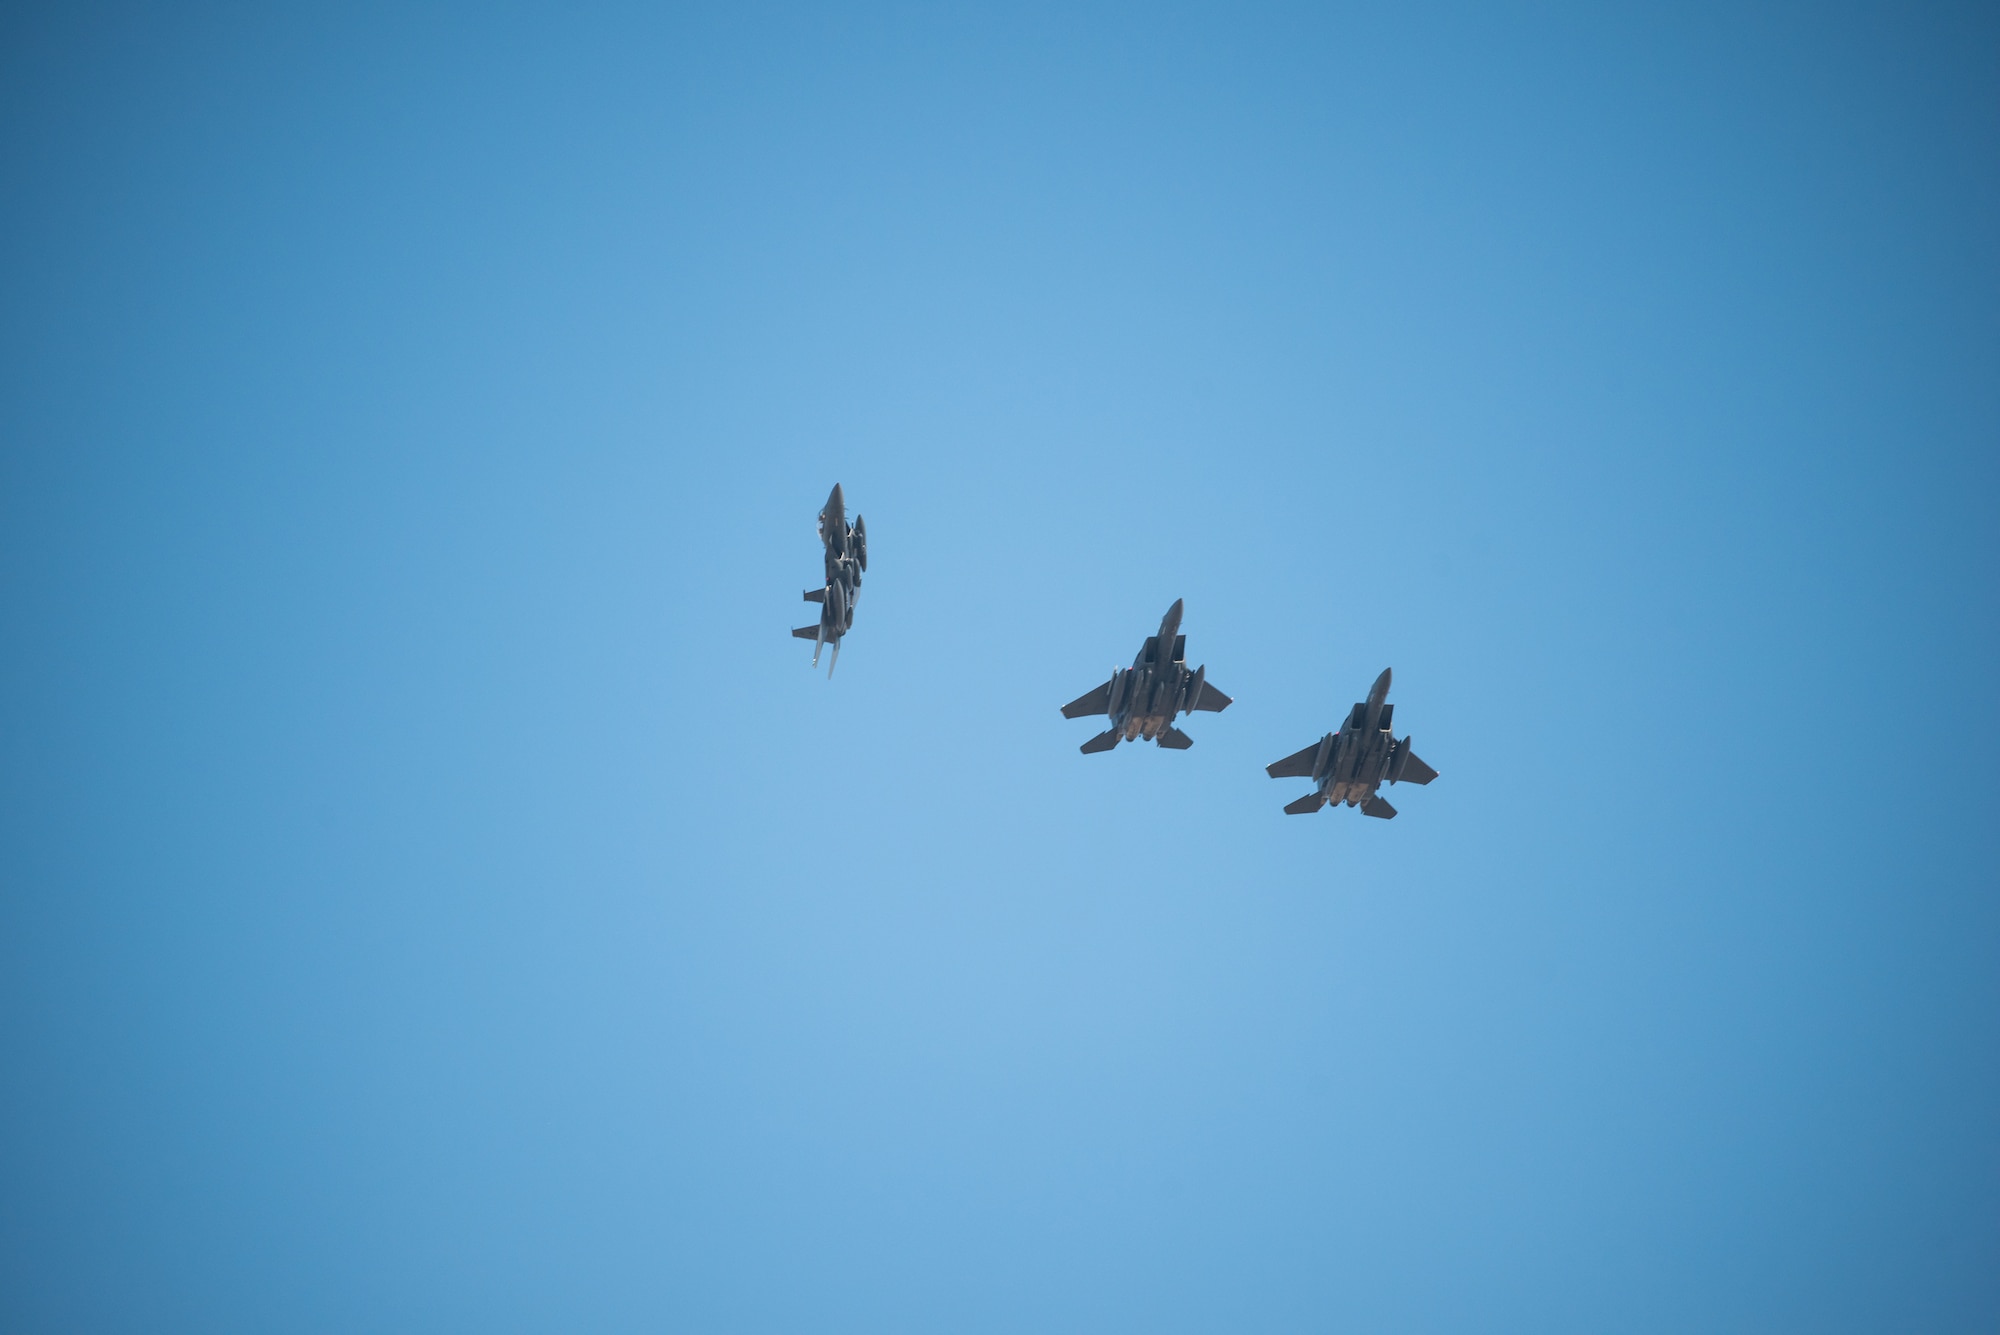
3 4 1997 1331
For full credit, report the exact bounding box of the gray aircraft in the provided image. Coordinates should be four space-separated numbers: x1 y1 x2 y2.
1060 599 1233 752
1266 668 1437 817
792 483 866 675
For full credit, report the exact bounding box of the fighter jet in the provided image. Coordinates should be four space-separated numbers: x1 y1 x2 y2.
1266 668 1437 817
1060 599 1233 752
792 483 866 675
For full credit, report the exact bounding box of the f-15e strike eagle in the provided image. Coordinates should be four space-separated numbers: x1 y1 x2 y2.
1060 599 1233 752
793 483 866 675
1266 668 1437 817
784 486 1444 824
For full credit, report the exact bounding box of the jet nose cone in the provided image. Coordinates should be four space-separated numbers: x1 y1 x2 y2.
827 483 844 510
1166 598 1184 619
1369 667 1392 705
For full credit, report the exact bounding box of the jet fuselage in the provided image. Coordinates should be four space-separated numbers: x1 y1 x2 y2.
1266 669 1437 817
793 483 867 674
1061 599 1232 752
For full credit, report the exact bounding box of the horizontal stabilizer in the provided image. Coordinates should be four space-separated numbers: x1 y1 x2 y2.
1283 792 1326 815
1156 726 1193 750
1080 729 1120 755
803 587 826 602
792 625 822 640
1061 681 1114 719
1361 795 1398 819
1397 750 1438 785
1266 741 1321 780
1191 680 1232 712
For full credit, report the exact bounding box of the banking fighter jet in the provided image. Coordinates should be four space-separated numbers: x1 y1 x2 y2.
793 483 866 675
1060 599 1233 752
1266 668 1437 817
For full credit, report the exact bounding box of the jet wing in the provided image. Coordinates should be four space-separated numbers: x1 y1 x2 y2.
1190 681 1232 712
1395 750 1437 785
1266 741 1321 779
1060 680 1114 718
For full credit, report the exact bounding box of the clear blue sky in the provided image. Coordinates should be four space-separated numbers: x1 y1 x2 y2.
3 4 1996 1331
